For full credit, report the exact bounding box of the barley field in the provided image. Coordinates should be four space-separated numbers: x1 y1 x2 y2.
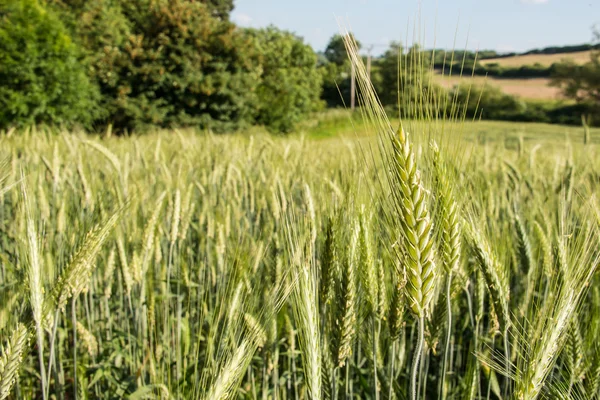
1 48 600 400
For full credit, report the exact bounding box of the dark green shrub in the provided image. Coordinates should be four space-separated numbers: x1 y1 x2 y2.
547 103 598 126
452 84 526 120
0 0 99 129
319 62 352 108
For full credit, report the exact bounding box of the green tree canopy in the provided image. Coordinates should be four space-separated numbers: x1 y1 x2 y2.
54 0 261 132
200 0 234 20
0 0 100 129
375 42 437 115
245 26 324 132
550 29 600 113
324 33 361 66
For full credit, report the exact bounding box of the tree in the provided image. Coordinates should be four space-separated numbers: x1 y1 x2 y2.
319 62 352 107
53 0 261 132
324 33 361 66
200 0 234 20
375 42 438 115
550 28 600 113
319 34 361 107
245 26 324 132
0 0 100 129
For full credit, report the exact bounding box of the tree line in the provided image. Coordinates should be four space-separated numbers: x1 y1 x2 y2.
0 0 323 132
1 0 599 133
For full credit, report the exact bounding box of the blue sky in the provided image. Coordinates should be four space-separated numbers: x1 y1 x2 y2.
231 0 598 55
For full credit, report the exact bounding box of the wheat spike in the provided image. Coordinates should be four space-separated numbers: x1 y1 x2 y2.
392 128 437 318
340 32 437 319
22 180 44 341
431 142 461 275
565 320 584 388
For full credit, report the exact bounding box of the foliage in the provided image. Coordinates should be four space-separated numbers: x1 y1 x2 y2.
452 84 526 120
199 0 234 20
455 61 555 78
318 33 362 108
48 0 260 132
324 33 361 66
375 42 445 118
319 61 353 108
550 48 600 115
0 0 100 129
102 0 260 132
245 26 324 132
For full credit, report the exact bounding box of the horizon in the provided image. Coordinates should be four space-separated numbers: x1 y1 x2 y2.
231 0 598 56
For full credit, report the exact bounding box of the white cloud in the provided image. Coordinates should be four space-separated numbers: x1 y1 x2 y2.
233 13 253 25
521 0 549 4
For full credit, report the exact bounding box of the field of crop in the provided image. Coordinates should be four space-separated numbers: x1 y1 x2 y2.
1 42 600 400
433 74 561 100
0 109 599 400
480 50 592 67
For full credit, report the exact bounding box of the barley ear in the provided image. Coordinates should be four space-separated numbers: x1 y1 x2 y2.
333 222 359 367
358 206 378 315
21 177 47 398
141 191 167 276
388 269 406 341
45 208 122 316
464 222 510 332
319 216 337 307
76 322 98 358
431 142 461 275
0 324 29 400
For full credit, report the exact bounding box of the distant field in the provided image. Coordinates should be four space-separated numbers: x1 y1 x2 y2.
433 73 562 100
306 111 598 143
480 50 592 67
